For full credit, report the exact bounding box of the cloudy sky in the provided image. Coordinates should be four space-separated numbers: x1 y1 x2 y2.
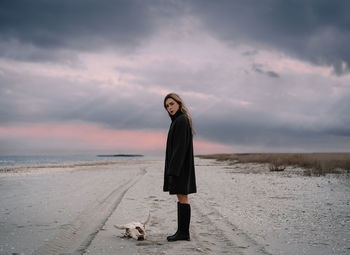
1 0 350 156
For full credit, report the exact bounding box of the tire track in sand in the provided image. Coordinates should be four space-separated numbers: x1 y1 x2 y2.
33 167 147 255
191 196 271 255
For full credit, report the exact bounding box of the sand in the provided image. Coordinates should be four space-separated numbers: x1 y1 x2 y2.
0 158 349 255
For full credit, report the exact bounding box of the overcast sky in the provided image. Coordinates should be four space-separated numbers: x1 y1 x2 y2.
1 0 350 155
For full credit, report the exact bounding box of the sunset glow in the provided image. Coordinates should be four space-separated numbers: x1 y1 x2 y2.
0 124 232 155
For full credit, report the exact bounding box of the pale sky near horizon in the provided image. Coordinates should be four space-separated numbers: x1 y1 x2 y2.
1 0 350 155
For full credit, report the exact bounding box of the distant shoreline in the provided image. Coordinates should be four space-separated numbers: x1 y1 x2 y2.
96 154 144 157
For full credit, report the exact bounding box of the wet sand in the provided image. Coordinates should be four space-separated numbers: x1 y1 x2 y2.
0 158 349 254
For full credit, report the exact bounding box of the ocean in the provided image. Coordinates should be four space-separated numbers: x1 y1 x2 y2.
0 154 150 167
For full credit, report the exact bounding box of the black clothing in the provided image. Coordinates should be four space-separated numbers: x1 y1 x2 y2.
163 110 197 195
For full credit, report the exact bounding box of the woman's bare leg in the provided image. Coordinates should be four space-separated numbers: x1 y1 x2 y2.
176 194 189 204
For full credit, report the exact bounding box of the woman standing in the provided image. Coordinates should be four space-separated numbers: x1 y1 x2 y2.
163 93 197 242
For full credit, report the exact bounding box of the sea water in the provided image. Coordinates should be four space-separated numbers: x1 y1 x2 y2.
0 154 148 167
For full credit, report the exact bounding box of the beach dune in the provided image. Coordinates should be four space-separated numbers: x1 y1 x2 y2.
0 158 349 254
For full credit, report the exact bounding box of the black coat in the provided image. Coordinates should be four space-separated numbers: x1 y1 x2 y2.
163 110 197 195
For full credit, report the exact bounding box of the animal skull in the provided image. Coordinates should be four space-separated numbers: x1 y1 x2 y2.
114 213 150 240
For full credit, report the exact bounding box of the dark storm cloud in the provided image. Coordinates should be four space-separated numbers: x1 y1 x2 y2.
0 0 180 61
2 0 349 73
242 50 259 57
189 0 350 75
252 64 280 78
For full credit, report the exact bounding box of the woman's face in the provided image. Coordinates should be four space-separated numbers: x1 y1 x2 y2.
165 98 180 116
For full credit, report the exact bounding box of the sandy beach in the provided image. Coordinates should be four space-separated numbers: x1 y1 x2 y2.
0 158 349 255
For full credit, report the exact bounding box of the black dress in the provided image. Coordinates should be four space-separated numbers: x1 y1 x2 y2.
163 110 197 195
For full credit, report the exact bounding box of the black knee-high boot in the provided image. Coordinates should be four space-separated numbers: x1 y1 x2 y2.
167 203 190 241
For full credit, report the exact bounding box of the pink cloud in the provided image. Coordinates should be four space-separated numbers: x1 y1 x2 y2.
0 123 166 150
0 123 230 154
255 50 333 76
194 140 233 155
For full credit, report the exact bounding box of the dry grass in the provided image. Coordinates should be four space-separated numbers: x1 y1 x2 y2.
196 153 350 176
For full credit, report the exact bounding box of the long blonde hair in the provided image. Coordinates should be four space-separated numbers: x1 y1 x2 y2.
164 93 195 136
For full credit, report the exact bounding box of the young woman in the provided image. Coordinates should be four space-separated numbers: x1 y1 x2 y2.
163 93 197 242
